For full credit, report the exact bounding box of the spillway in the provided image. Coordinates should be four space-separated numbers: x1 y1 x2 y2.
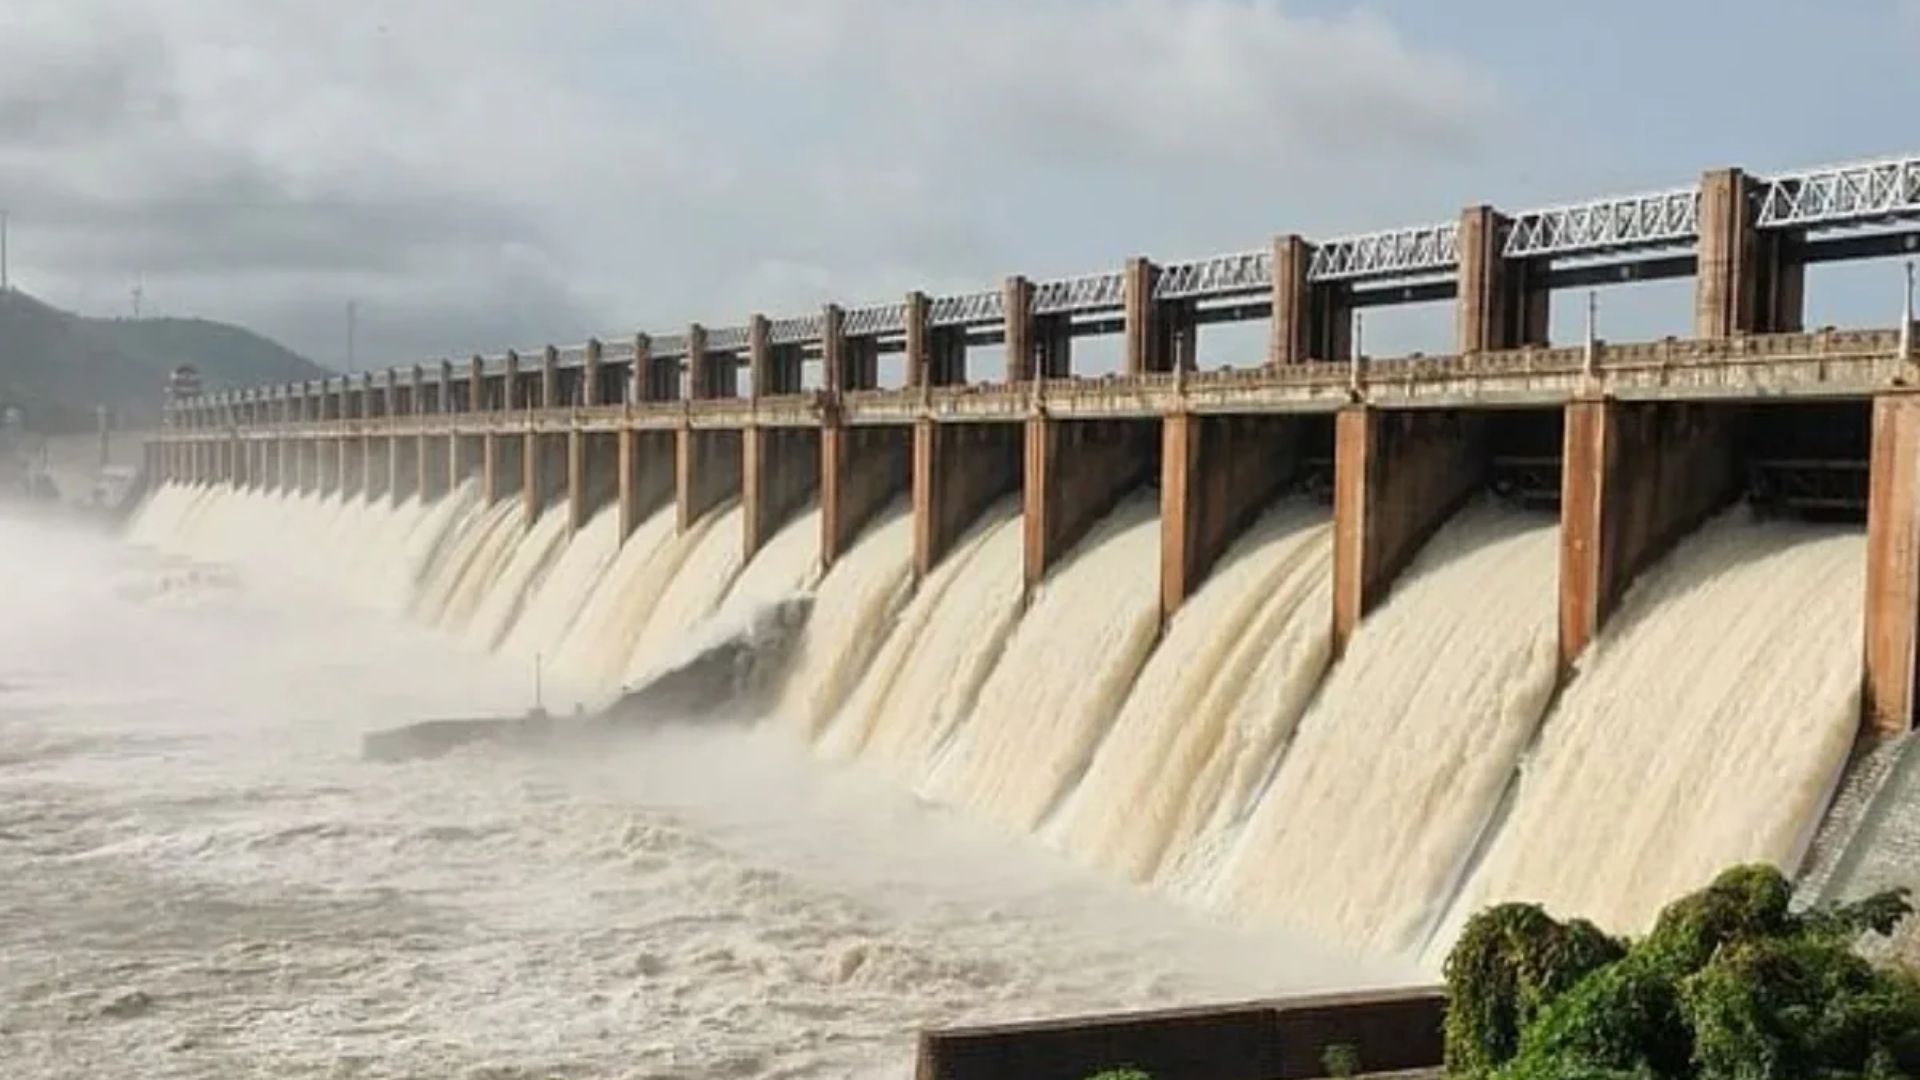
775 505 915 738
817 500 1024 772
921 493 1164 834
121 477 1889 977
1045 501 1333 885
1206 503 1561 959
1434 510 1866 953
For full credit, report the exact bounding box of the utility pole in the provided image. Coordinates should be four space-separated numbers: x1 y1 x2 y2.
130 274 144 320
347 299 358 373
1 209 10 293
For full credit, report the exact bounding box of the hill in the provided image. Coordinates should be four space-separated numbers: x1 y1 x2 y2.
0 289 326 432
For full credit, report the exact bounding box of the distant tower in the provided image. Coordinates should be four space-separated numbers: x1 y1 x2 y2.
165 364 202 429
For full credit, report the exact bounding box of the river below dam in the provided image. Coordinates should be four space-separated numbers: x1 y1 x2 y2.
0 506 1387 1079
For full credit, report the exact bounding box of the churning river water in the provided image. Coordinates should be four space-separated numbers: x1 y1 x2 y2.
0 506 1387 1079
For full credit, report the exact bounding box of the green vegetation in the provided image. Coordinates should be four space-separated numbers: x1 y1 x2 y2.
1321 1041 1362 1077
0 289 322 431
1084 1070 1152 1080
1444 865 1920 1080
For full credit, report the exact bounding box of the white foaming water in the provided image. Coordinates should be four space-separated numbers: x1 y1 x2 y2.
1436 511 1866 953
1047 503 1334 884
1208 504 1561 959
547 505 683 694
719 504 825 618
623 504 744 682
7 492 1390 1079
498 503 622 671
777 505 916 739
462 502 574 652
923 494 1163 833
412 494 519 628
817 500 1024 771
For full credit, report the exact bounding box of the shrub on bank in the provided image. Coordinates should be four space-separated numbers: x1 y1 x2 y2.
1444 865 1920 1080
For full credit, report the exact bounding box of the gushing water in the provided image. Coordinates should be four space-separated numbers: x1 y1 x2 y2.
498 503 622 671
1207 503 1561 959
1436 511 1865 952
776 505 915 739
922 494 1163 834
624 505 744 682
817 500 1024 772
546 505 683 694
462 502 573 651
1047 502 1334 885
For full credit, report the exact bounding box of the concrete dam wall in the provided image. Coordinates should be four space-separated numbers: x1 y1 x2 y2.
130 381 1898 965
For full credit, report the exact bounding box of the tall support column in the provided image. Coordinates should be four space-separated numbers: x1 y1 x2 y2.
822 306 848 393
631 335 651 404
687 324 712 400
904 293 931 388
541 346 559 409
524 428 561 527
1160 413 1302 622
1123 257 1163 376
912 419 1023 578
618 428 676 541
483 431 503 505
1005 277 1034 383
676 425 741 532
1457 205 1550 354
1331 407 1486 655
1695 167 1805 338
1269 234 1352 365
822 423 910 569
567 427 588 532
1864 393 1920 736
1023 416 1157 590
744 424 822 560
1557 399 1742 673
583 339 602 407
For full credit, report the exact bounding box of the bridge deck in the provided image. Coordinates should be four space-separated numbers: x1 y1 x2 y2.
167 327 1910 440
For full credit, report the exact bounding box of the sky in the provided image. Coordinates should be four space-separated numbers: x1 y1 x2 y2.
2 0 1917 374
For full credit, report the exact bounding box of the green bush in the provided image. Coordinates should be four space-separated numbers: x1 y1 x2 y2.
1084 1069 1152 1080
1441 864 1918 1080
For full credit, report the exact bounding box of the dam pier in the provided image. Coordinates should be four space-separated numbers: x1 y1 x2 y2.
152 153 1920 739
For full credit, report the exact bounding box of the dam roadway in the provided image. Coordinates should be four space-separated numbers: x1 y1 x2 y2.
154 152 1920 737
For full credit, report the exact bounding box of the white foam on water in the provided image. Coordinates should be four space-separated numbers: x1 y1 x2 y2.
922 493 1162 834
1434 511 1865 956
1047 502 1334 884
1207 503 1561 959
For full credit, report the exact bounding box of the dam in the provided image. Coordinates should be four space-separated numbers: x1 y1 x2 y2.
135 153 1920 967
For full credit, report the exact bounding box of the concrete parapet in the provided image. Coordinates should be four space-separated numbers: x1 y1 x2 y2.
823 424 910 567
1332 406 1487 654
744 426 821 560
914 987 1444 1080
1161 413 1305 621
676 426 741 532
1864 393 1920 736
913 419 1022 577
1558 399 1743 671
1024 416 1158 590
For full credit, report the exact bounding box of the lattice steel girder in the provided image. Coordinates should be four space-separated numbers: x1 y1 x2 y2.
1308 223 1459 282
705 325 749 352
651 333 689 359
767 314 823 346
1028 270 1125 315
1756 155 1920 231
1151 251 1272 301
844 303 907 337
928 289 1004 327
1503 188 1700 258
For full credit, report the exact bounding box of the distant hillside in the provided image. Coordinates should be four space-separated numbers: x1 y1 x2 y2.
0 289 326 432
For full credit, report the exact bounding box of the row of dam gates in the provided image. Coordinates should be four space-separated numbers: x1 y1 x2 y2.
153 155 1920 737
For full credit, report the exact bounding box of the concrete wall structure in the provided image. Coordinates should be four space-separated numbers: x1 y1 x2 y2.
744 426 820 559
1864 394 1920 737
1160 414 1305 621
677 427 742 532
1024 416 1157 590
914 987 1445 1080
823 423 911 568
1558 400 1743 671
1331 407 1486 655
913 420 1022 578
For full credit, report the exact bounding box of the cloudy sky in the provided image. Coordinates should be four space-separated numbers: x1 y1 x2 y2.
3 0 1917 373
